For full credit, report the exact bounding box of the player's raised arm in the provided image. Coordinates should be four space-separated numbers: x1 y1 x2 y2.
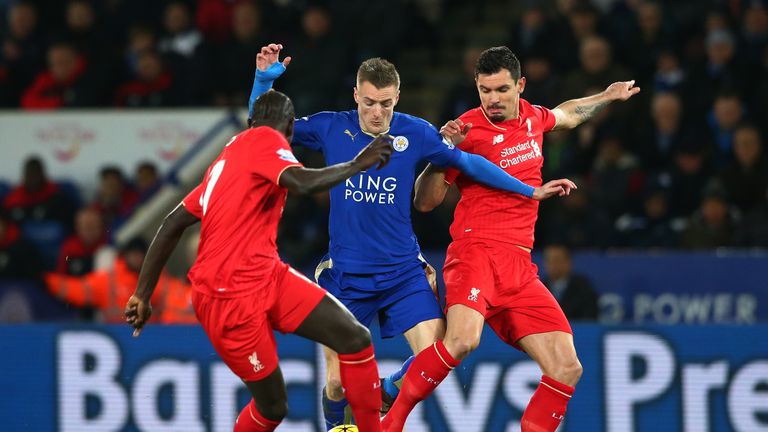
279 134 394 194
248 43 291 122
125 203 199 336
551 80 640 130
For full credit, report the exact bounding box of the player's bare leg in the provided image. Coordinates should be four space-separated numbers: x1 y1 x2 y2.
235 368 288 431
294 295 382 431
378 318 446 409
516 331 581 431
382 305 483 431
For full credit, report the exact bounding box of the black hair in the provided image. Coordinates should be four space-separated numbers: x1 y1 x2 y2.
248 90 294 130
475 46 521 81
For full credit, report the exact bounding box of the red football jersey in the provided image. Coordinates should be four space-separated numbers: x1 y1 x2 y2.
445 99 556 249
182 126 302 298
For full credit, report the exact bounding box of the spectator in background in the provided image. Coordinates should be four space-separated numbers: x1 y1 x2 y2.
590 133 642 218
62 0 104 62
3 157 75 228
653 50 686 93
539 183 615 249
91 166 138 230
740 3 768 68
45 237 196 323
520 55 561 109
719 123 768 213
563 36 631 101
56 208 106 276
662 136 714 217
134 161 160 204
542 244 598 321
635 91 685 170
551 2 604 71
212 1 267 107
708 91 745 161
619 1 676 82
0 216 42 279
687 30 742 117
21 42 101 109
680 181 738 249
283 6 348 114
440 46 482 121
123 24 156 79
0 2 45 106
615 184 682 248
158 1 209 104
507 5 552 59
114 50 176 107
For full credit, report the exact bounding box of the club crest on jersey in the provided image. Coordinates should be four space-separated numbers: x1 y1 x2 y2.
249 352 264 373
393 136 409 152
493 134 505 145
276 148 298 163
525 118 534 137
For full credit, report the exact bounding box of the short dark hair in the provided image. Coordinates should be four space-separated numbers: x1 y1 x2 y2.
100 166 124 180
475 46 521 81
249 89 294 128
357 58 400 89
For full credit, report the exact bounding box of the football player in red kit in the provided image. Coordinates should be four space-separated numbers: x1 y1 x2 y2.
381 47 639 432
125 90 394 432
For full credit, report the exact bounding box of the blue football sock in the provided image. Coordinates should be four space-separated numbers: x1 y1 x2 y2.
322 386 348 430
383 355 415 399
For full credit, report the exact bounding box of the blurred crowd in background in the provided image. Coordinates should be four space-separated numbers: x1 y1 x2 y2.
1 0 767 322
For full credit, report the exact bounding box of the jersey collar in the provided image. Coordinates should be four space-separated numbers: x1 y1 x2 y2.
479 100 525 131
356 110 393 138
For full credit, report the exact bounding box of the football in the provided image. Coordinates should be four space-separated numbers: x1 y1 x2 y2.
329 425 358 432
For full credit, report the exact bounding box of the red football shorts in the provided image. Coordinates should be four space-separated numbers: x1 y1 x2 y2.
192 261 326 381
443 238 572 350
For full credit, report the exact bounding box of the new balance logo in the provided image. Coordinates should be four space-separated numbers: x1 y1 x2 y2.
468 287 480 302
552 412 564 421
373 381 381 390
493 134 504 145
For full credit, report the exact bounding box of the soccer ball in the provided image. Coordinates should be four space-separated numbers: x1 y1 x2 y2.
329 425 358 432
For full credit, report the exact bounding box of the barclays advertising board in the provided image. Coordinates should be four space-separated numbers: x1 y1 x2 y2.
0 324 765 432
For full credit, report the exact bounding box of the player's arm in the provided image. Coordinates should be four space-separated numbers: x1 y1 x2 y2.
414 163 451 212
248 43 291 123
279 135 394 194
125 203 199 336
551 80 640 130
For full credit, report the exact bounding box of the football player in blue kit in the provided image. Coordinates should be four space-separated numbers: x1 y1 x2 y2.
248 44 574 430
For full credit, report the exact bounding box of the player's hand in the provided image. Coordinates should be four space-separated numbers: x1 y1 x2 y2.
532 178 577 201
255 43 291 81
603 80 640 101
125 294 152 337
424 263 438 298
354 134 394 170
440 119 472 146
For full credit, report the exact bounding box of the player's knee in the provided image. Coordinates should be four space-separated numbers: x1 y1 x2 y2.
256 399 288 422
336 322 372 354
548 357 583 387
325 378 345 401
444 334 480 360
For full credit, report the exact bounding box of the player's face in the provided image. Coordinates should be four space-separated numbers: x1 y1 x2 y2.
476 70 526 122
354 81 399 135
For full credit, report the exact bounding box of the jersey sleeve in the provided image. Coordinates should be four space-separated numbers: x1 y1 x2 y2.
246 128 304 184
533 104 556 132
182 183 204 219
293 112 335 151
420 122 462 167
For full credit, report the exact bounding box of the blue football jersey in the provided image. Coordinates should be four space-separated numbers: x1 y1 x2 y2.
293 110 461 273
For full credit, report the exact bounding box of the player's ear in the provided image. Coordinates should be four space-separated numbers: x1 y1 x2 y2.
394 90 400 106
353 87 359 103
517 76 526 94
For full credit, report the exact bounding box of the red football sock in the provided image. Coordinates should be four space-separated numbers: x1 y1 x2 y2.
521 375 574 432
382 341 459 431
338 345 382 432
233 400 281 432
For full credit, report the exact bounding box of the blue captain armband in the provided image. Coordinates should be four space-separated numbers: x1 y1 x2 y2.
454 151 536 198
248 62 288 118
